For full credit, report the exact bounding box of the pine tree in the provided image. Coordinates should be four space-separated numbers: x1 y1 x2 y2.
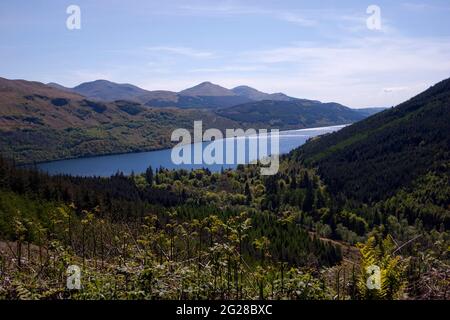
145 166 154 186
244 182 252 204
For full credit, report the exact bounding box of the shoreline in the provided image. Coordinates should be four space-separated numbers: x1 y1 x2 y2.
24 124 349 168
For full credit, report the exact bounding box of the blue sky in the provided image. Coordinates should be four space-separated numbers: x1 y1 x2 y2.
1 0 450 107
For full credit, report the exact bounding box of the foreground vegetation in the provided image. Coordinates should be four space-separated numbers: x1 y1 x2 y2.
0 155 448 300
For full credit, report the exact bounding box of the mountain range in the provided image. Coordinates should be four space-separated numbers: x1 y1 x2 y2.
0 76 383 164
0 77 242 163
47 79 383 114
47 80 295 107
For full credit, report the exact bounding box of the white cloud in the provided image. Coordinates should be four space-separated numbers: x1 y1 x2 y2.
279 12 317 26
402 2 450 12
236 35 450 107
145 46 214 58
62 33 450 108
189 65 273 73
335 14 396 34
95 34 450 108
383 86 409 93
175 3 317 27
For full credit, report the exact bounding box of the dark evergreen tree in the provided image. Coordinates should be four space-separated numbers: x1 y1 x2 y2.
145 166 154 186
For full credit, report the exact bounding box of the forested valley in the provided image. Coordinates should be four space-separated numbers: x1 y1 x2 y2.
0 78 449 300
0 153 448 299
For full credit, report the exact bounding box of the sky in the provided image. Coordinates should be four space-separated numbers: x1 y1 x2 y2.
1 0 450 108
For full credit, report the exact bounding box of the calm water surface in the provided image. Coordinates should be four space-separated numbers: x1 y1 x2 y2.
37 125 346 177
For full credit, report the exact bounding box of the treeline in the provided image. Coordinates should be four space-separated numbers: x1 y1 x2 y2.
0 156 342 268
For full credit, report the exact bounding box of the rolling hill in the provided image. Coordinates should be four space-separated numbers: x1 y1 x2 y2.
71 80 150 101
217 100 365 129
354 107 389 117
232 85 295 101
293 77 450 204
48 80 386 117
0 77 241 164
180 81 236 96
48 80 180 105
173 81 252 108
49 80 253 108
48 80 361 111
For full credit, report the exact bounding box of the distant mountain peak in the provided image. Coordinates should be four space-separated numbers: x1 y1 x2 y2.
43 79 355 109
179 82 236 97
47 82 65 87
46 82 73 92
70 80 150 101
233 85 257 91
232 85 262 93
232 85 295 102
74 79 141 89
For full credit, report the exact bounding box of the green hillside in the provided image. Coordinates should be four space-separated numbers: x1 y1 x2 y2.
295 77 450 204
217 100 365 129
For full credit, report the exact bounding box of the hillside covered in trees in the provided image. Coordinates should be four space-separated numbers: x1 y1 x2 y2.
297 77 450 204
